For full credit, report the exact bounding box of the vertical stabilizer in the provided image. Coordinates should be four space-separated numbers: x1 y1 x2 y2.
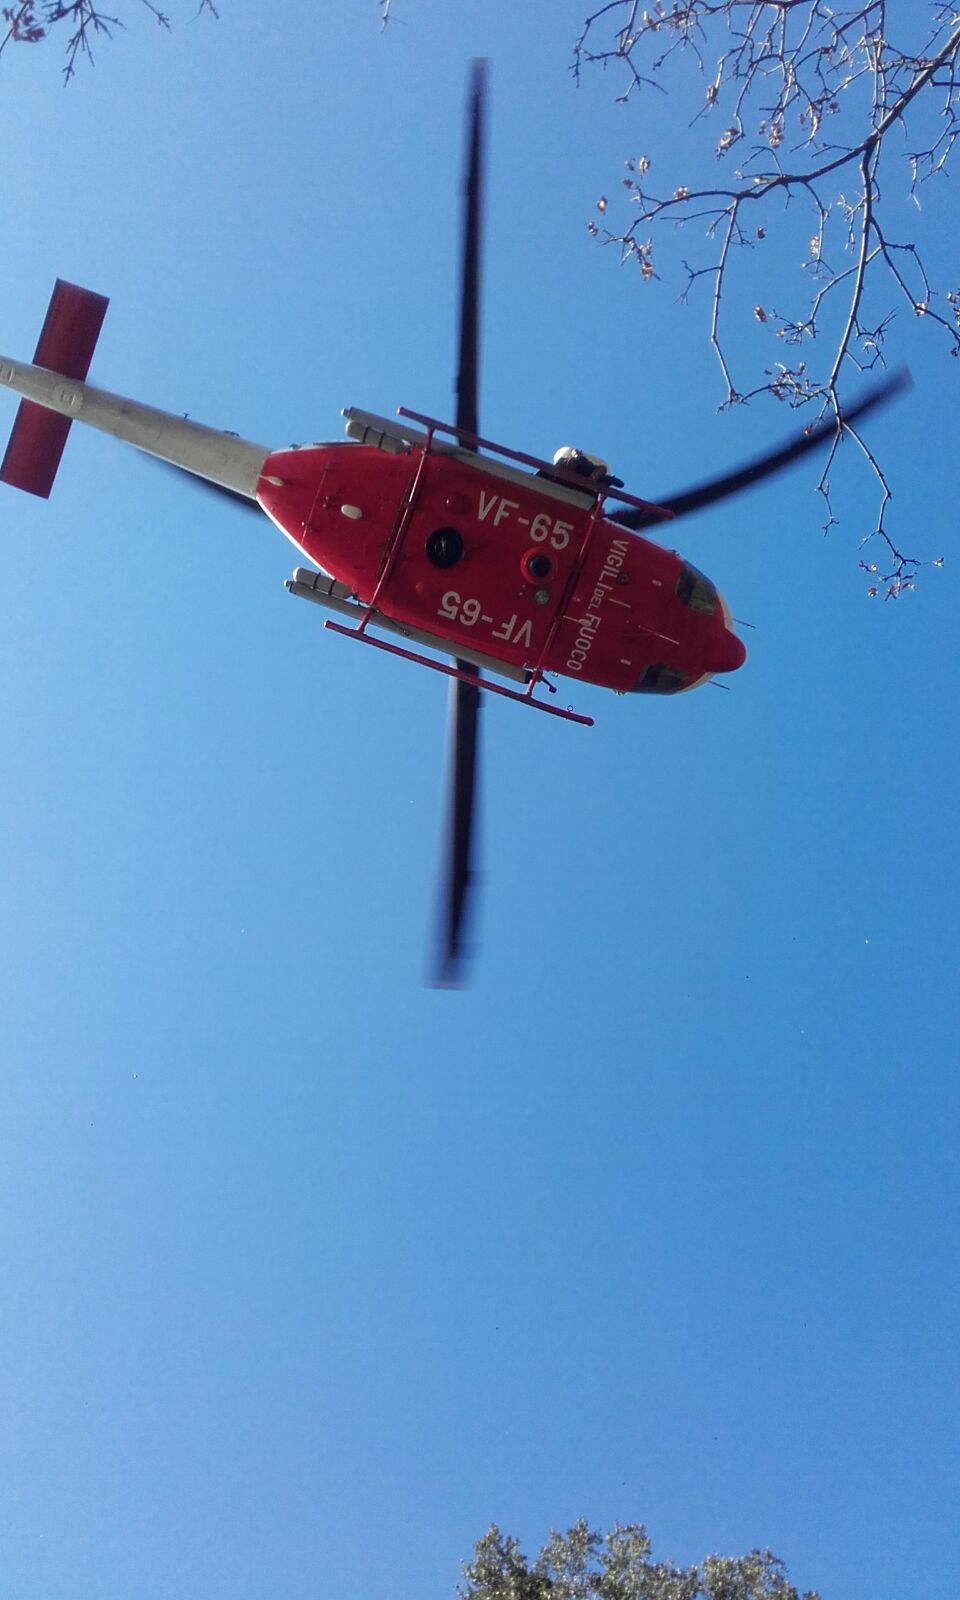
1 280 109 498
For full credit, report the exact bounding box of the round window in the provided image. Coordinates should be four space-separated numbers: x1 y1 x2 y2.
426 527 464 568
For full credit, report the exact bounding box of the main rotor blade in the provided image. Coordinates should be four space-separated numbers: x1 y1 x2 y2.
433 61 488 986
434 665 482 987
609 369 910 531
455 58 486 443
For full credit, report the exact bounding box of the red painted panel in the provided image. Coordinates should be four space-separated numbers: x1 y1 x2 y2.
257 442 746 693
1 279 109 498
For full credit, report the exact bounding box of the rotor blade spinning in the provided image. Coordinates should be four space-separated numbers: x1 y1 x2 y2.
434 60 487 988
608 370 910 531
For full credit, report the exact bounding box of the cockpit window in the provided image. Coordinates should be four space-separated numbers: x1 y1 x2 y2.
633 663 686 695
675 562 717 615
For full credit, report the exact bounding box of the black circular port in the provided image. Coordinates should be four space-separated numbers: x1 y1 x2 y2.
426 526 464 569
528 553 551 580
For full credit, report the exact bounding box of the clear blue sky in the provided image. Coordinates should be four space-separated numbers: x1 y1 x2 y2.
0 5 956 1598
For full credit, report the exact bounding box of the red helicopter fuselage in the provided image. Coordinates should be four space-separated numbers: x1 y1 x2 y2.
259 411 746 702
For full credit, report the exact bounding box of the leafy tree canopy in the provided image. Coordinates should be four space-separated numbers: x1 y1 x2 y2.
460 1520 820 1600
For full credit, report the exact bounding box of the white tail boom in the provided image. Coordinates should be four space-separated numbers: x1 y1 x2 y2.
0 351 269 499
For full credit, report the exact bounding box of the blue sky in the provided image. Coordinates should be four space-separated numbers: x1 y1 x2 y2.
0 5 957 1598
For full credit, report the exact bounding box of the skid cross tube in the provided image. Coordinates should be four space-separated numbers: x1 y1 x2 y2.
323 621 594 726
356 421 436 630
521 496 609 699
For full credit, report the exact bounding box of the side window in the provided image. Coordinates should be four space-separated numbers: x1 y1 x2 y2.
675 562 718 615
633 663 686 695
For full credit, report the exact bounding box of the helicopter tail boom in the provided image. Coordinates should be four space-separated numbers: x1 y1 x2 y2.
0 347 269 502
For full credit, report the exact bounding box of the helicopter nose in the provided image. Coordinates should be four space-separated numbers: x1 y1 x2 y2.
707 627 747 674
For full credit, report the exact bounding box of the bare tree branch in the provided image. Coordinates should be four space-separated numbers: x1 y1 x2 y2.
0 0 217 79
577 2 960 592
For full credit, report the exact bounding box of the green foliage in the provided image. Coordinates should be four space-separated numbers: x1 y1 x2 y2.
460 1520 821 1600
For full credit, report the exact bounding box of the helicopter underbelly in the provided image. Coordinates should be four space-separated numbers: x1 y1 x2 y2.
255 443 745 693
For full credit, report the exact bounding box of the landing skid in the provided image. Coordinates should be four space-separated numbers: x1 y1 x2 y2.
323 620 594 726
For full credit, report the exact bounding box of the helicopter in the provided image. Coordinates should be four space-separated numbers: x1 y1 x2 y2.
0 64 904 985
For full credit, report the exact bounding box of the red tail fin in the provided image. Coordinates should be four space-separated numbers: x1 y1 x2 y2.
1 279 109 498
